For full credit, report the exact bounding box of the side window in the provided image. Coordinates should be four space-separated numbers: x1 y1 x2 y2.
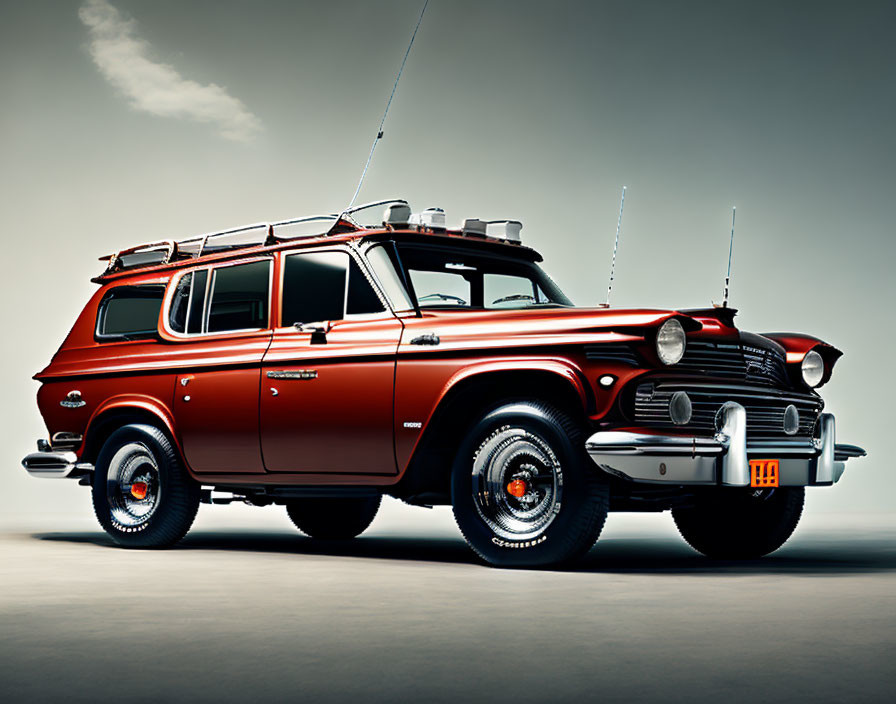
96 285 165 341
365 245 414 311
281 251 383 326
168 273 192 333
347 259 384 315
168 269 210 334
206 260 271 333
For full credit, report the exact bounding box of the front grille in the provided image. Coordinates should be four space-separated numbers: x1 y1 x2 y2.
634 382 823 439
678 340 789 387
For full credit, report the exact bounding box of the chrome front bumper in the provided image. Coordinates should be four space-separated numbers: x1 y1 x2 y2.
586 405 865 487
21 450 93 479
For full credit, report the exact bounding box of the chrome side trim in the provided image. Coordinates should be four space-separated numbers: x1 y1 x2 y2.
267 370 318 380
22 451 93 479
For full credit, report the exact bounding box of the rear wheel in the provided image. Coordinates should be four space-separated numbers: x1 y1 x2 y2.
92 424 200 548
672 487 804 559
451 401 608 568
286 496 382 539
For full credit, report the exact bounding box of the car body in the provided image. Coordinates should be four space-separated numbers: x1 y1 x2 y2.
23 200 865 566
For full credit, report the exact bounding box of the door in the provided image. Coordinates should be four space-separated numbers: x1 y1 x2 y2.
168 258 273 474
260 249 402 474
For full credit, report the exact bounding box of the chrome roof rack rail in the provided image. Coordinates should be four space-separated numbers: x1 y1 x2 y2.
97 199 408 277
100 240 178 275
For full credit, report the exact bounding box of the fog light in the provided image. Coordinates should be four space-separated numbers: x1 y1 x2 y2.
783 404 800 435
598 375 616 388
669 391 692 425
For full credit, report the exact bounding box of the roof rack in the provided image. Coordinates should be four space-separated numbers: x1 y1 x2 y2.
97 199 408 277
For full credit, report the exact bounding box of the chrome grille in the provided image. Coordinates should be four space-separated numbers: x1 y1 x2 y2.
679 340 789 386
634 382 822 439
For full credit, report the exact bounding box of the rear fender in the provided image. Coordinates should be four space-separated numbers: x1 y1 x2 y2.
81 395 185 468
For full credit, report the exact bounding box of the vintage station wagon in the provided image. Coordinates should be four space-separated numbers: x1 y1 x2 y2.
23 200 865 567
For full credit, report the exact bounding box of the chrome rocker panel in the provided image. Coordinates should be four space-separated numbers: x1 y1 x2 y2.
586 405 865 487
21 450 93 479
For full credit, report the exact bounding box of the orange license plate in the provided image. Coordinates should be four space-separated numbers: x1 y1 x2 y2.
750 459 779 488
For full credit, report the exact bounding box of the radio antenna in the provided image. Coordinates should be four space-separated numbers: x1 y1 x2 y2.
344 0 430 212
600 186 626 307
721 206 736 307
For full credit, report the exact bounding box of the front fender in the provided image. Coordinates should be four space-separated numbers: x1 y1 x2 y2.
394 357 592 475
762 332 842 386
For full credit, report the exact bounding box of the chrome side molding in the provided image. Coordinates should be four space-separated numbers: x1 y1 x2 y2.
267 370 318 380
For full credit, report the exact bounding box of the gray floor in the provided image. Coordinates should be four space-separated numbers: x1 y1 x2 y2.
1 506 894 703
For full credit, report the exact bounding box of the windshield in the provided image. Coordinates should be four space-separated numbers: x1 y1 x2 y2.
391 243 572 310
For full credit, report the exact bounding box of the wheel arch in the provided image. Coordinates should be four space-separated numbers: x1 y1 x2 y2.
81 396 184 469
395 364 593 501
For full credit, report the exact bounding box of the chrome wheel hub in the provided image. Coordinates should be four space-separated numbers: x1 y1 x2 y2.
106 442 161 528
471 426 563 541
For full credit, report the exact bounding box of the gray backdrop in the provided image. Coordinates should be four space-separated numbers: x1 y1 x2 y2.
1 0 892 521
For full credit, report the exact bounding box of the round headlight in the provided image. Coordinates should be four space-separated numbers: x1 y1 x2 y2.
801 350 824 388
656 319 686 365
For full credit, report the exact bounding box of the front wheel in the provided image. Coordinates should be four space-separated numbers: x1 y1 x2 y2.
92 424 200 548
672 487 804 559
451 401 608 568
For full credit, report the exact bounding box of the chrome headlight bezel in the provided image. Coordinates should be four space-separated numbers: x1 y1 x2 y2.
801 349 825 388
656 318 686 365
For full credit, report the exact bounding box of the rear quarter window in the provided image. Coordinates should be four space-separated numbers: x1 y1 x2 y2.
95 285 165 341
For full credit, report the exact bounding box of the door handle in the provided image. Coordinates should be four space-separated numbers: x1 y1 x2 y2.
267 370 318 380
410 333 440 346
294 322 328 344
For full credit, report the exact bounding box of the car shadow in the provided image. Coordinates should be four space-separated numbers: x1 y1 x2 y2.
33 528 896 575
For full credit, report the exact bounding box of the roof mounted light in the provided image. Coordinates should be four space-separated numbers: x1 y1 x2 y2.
409 208 446 230
383 202 411 227
461 219 487 236
486 220 522 243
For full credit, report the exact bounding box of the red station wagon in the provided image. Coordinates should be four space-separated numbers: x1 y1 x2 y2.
23 199 865 567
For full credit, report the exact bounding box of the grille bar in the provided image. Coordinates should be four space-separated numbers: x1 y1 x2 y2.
679 340 789 386
634 382 822 439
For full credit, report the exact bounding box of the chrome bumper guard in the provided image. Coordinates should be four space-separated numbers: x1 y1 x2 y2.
586 405 865 487
21 448 93 479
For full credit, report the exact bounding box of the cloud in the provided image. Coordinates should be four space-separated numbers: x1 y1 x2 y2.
78 0 262 142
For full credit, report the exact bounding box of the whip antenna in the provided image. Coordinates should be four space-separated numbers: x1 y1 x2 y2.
600 186 626 307
344 0 429 212
721 206 736 307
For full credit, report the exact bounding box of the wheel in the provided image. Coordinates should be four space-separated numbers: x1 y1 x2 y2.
672 487 804 559
92 424 200 548
285 495 382 539
451 401 609 568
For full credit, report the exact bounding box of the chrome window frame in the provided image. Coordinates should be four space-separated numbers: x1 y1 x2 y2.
276 244 391 329
95 283 168 343
161 257 274 339
358 241 417 314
